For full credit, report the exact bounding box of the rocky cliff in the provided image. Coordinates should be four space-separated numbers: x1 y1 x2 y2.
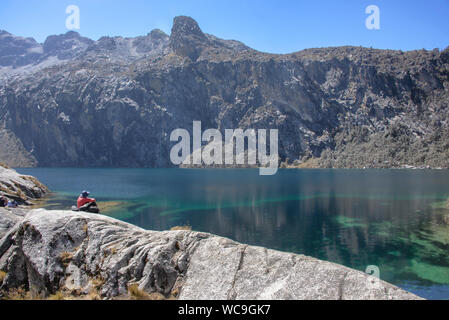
0 164 48 204
0 16 448 168
0 209 421 300
0 165 48 239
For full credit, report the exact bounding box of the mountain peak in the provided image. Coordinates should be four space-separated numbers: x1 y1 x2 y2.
148 29 169 42
169 16 208 60
63 30 82 39
43 31 94 59
171 16 206 39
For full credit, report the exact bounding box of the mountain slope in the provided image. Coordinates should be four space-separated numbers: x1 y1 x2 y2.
0 16 448 168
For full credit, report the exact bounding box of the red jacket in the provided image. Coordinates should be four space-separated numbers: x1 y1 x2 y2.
77 196 96 208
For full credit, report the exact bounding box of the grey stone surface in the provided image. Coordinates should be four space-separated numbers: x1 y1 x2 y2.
0 166 47 239
0 209 422 300
0 166 48 204
0 208 25 239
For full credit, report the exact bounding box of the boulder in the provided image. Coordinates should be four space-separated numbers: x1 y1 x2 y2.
0 208 27 239
0 209 422 300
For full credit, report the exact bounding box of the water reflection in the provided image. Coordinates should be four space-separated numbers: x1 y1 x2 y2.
17 168 449 299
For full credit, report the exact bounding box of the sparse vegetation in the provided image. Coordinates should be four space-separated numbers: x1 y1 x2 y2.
280 158 290 168
90 276 105 290
1 283 103 300
0 270 6 284
0 272 177 300
14 187 26 199
149 292 173 300
170 225 192 231
104 246 118 257
60 251 73 267
1 286 45 300
0 168 48 205
21 175 49 193
294 157 321 169
128 283 150 300
2 287 31 300
0 184 12 194
0 162 10 169
47 291 65 300
171 287 180 298
2 287 81 300
128 283 168 300
85 287 101 300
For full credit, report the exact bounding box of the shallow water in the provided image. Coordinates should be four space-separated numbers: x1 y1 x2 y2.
17 168 449 299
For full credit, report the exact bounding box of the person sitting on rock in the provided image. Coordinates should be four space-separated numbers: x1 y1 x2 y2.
0 195 8 207
7 199 18 208
77 191 100 213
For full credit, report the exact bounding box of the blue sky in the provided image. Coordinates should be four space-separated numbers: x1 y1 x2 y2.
0 0 448 53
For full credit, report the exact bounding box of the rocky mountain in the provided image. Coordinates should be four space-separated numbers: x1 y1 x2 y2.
0 209 421 299
0 16 448 168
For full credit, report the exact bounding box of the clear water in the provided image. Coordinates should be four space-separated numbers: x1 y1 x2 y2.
16 168 449 300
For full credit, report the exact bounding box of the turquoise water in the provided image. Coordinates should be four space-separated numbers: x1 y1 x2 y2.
17 168 449 300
